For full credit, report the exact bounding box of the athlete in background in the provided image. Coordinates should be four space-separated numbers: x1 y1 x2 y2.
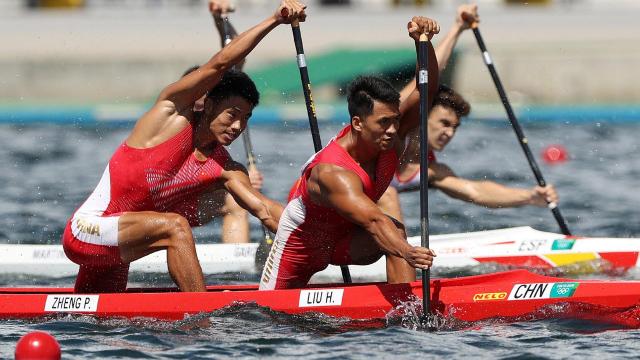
377 3 558 224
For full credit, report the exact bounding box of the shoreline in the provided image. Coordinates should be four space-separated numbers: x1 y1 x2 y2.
1 102 638 125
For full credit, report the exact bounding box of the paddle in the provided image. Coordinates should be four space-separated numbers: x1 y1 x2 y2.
469 23 572 236
219 15 275 264
288 16 352 284
221 15 233 47
244 124 275 271
417 33 433 324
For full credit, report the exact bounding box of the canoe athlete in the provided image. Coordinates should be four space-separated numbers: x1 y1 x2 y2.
62 0 307 293
202 0 266 245
260 17 440 290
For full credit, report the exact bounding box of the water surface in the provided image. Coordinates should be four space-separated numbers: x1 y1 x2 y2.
1 121 639 358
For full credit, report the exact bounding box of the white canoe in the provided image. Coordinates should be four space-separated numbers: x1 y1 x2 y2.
1 226 639 280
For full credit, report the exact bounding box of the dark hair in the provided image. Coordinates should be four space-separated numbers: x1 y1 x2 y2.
206 70 260 107
347 76 400 119
181 67 260 108
434 84 471 118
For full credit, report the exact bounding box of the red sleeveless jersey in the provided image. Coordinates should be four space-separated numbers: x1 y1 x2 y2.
293 125 397 205
260 125 398 289
76 122 230 226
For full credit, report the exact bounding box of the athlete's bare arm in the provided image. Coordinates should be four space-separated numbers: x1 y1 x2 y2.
209 0 248 69
158 0 304 112
126 0 306 148
397 17 440 141
399 5 477 102
429 162 559 208
220 161 283 233
436 4 478 74
308 164 434 270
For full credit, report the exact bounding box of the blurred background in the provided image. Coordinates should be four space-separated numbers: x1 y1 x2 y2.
1 0 639 124
0 0 639 245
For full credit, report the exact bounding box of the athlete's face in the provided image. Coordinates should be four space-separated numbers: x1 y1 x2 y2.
427 105 460 151
355 100 401 152
205 96 253 146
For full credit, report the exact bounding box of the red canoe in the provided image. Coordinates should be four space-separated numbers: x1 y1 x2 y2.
2 270 640 328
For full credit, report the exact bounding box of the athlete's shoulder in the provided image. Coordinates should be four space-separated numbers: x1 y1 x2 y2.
127 105 191 148
312 162 354 175
312 163 363 192
222 158 246 173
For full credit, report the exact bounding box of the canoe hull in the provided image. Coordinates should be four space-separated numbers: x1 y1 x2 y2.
2 270 640 328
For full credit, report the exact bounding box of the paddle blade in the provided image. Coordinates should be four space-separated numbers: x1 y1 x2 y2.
254 236 274 274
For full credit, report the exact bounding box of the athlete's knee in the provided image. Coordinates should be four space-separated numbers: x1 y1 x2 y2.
165 213 194 245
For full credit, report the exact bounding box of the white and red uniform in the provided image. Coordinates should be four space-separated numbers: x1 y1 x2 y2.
62 122 230 292
390 150 435 192
260 126 398 290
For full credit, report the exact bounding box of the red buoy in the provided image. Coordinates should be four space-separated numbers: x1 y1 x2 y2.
542 144 568 164
15 331 61 360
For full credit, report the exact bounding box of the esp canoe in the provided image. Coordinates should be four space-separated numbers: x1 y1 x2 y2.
2 227 638 279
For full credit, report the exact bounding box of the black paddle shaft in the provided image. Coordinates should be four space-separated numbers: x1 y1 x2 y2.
471 27 572 236
291 25 323 152
417 36 431 319
290 22 352 284
222 17 233 47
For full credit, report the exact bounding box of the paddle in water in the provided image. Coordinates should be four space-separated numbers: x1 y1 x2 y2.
286 11 352 284
468 21 572 236
416 32 436 327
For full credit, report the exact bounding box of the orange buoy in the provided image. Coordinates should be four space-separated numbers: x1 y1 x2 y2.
15 331 61 360
542 144 568 164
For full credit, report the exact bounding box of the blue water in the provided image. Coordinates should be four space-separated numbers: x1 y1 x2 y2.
1 120 640 358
